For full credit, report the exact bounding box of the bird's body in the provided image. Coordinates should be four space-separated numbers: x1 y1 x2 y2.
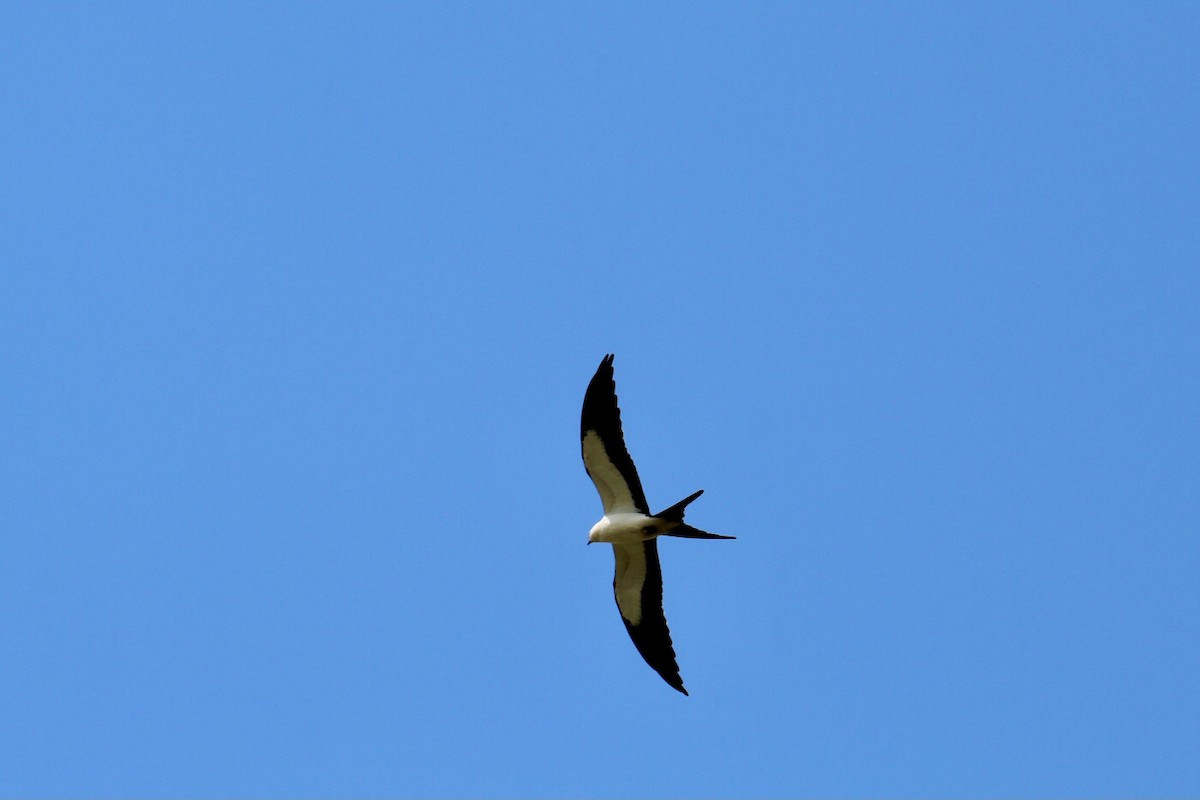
588 511 658 545
580 354 734 695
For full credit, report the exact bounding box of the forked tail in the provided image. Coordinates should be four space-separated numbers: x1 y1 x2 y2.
654 489 736 540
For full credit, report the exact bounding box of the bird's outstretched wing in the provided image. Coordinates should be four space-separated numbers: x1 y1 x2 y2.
613 540 687 695
581 354 649 514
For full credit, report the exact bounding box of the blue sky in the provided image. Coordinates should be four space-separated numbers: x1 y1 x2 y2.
2 3 1197 796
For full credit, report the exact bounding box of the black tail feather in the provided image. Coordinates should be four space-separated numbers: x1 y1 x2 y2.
654 489 704 522
654 490 735 540
664 524 736 540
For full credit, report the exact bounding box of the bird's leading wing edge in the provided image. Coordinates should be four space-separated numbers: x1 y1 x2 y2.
580 354 649 514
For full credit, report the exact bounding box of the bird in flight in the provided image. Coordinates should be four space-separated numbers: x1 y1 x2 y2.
581 354 735 695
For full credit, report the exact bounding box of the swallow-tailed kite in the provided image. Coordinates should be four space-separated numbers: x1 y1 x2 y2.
581 354 734 695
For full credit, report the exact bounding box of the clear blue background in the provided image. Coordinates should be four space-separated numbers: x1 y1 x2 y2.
2 3 1197 796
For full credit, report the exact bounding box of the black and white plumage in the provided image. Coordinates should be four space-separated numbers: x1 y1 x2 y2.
581 354 734 695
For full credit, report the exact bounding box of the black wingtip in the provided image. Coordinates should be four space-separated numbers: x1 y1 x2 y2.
644 659 689 696
592 353 616 383
661 673 688 695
